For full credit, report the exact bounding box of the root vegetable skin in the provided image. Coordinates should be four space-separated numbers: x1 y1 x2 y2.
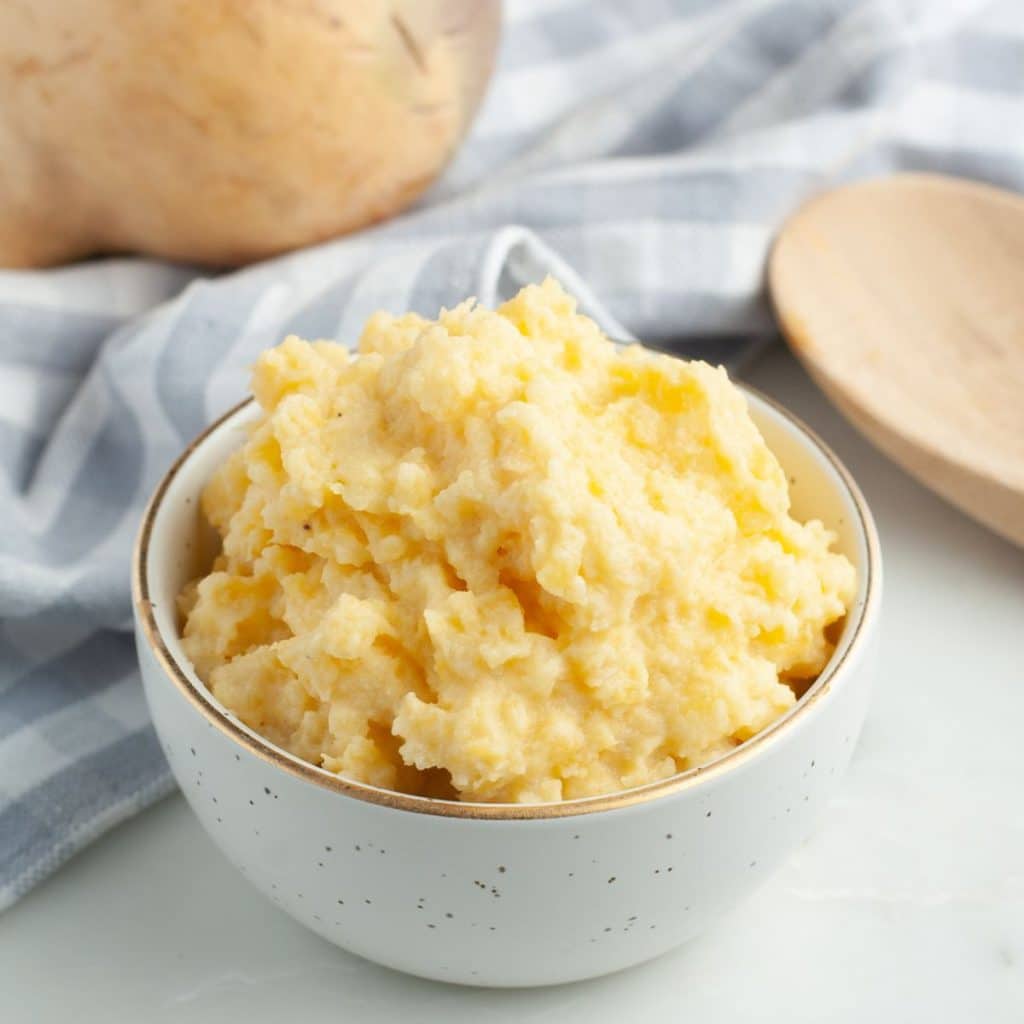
0 0 499 267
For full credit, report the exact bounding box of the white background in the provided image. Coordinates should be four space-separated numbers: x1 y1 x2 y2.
2 347 1022 1022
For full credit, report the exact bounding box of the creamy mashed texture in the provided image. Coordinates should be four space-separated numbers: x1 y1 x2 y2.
180 279 856 803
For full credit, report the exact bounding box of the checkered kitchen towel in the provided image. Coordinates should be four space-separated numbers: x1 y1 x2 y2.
3 0 1023 910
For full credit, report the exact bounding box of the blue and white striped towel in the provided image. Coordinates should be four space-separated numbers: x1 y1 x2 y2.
3 0 1023 910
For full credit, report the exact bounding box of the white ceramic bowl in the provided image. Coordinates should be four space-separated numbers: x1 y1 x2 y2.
132 387 881 988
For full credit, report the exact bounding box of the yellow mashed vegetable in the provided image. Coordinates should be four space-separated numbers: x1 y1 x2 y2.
180 279 856 803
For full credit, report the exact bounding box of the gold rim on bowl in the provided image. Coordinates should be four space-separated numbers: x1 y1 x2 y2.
132 388 881 820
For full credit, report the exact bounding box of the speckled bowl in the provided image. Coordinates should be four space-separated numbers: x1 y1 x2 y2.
132 387 881 988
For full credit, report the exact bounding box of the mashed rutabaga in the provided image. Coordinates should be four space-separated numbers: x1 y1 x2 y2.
180 279 855 803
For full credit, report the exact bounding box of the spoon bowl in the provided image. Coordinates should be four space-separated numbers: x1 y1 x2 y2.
770 172 1024 547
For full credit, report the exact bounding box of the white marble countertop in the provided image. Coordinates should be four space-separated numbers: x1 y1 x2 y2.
2 348 1022 1023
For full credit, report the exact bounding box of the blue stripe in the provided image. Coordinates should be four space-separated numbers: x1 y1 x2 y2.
0 630 136 741
613 0 846 158
285 274 362 342
0 727 172 908
0 306 123 373
155 278 270 444
0 420 46 495
35 373 143 564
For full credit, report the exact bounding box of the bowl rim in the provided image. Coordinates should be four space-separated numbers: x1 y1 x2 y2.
133 385 881 820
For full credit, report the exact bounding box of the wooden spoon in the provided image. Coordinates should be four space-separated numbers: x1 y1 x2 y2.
769 172 1024 548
